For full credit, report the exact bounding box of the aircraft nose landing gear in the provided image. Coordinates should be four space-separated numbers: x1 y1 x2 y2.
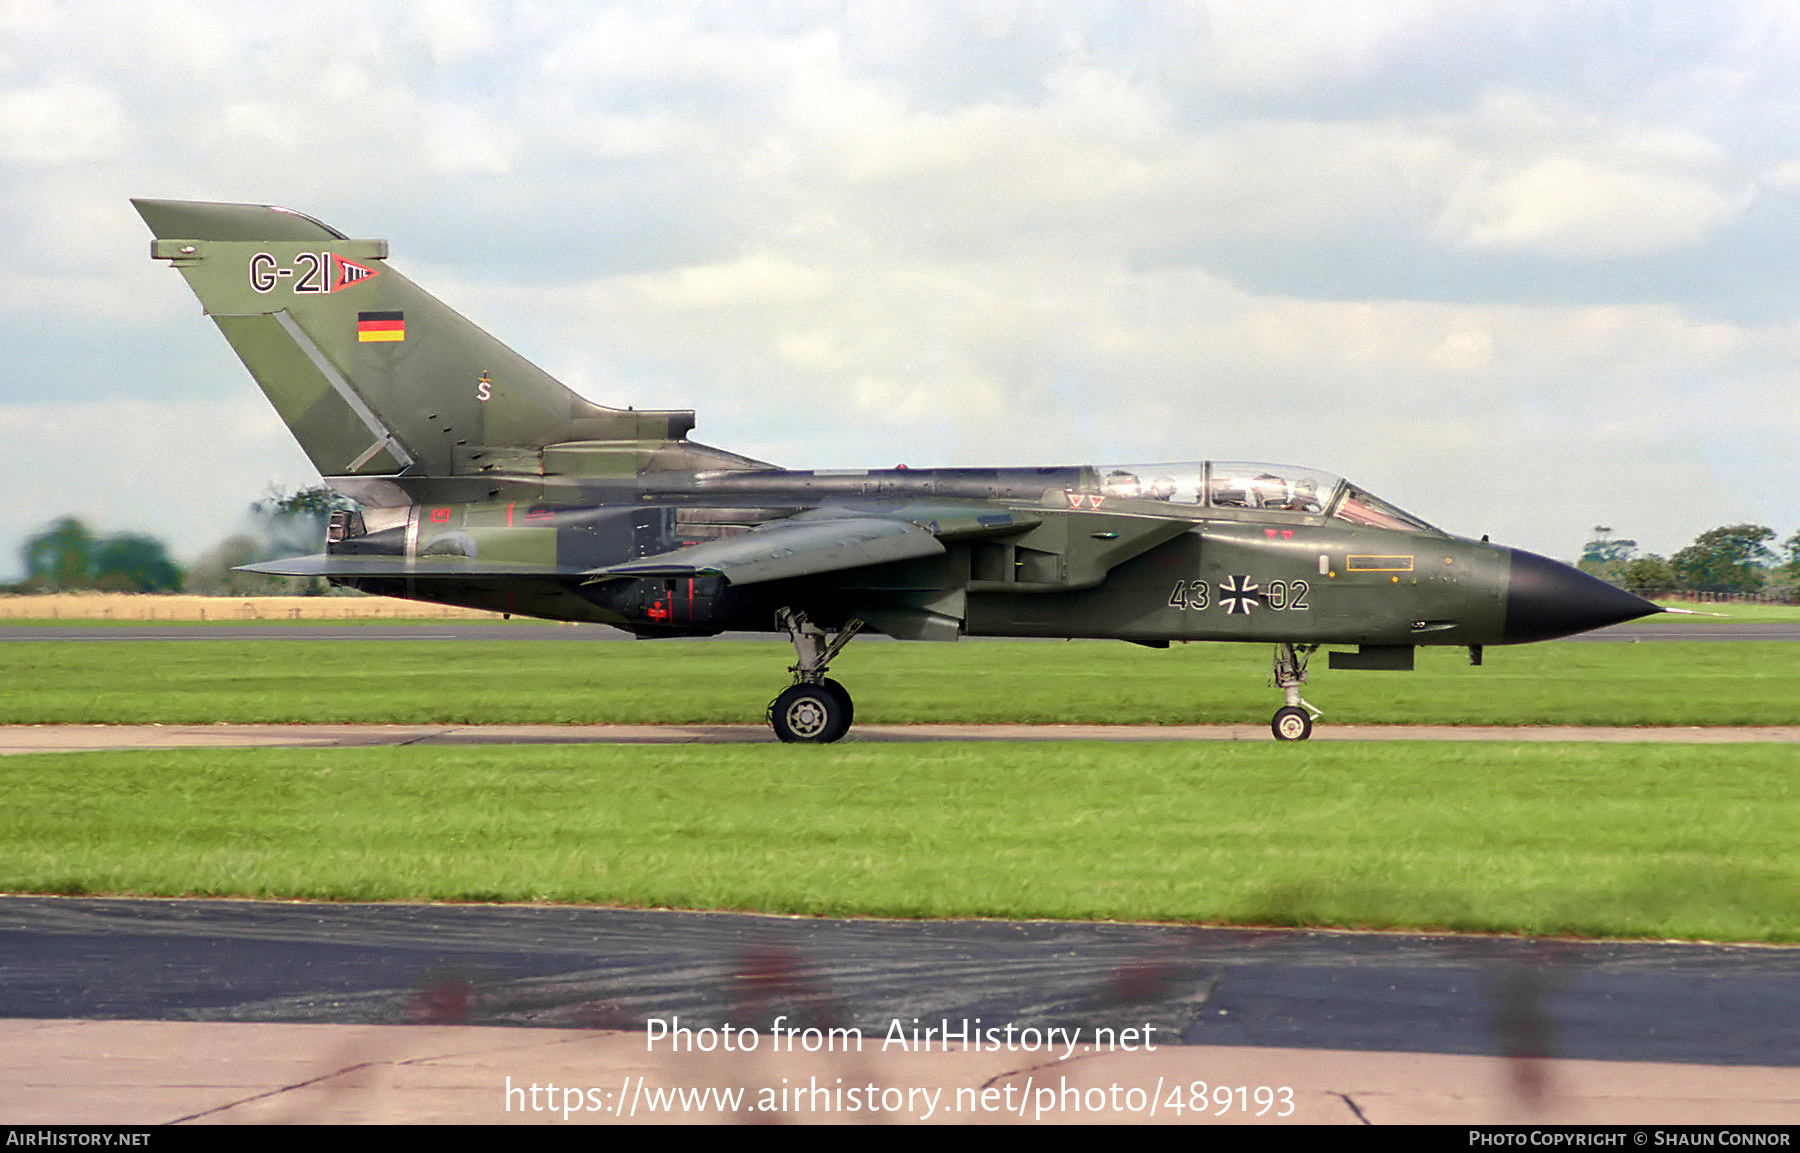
768 609 863 743
1271 643 1322 741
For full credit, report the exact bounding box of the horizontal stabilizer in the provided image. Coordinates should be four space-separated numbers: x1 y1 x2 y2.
239 555 590 579
586 515 946 587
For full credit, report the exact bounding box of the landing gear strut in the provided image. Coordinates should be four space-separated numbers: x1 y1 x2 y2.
768 609 864 743
1270 643 1322 741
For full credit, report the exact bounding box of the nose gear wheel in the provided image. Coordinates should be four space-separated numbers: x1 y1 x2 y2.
1270 643 1322 741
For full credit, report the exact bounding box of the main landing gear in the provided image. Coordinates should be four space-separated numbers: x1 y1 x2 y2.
1271 642 1322 741
768 609 864 743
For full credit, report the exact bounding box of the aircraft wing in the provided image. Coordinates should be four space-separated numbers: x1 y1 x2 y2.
239 524 941 586
243 507 1040 587
585 514 949 586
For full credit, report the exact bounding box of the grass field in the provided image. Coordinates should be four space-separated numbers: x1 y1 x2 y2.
5 636 1800 726
3 631 1796 942
1648 599 1800 623
1 741 1793 942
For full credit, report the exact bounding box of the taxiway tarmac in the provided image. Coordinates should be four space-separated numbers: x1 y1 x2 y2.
3 897 1798 1124
8 1019 1796 1125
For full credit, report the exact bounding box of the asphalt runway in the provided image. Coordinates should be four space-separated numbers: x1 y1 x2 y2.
4 896 1797 1068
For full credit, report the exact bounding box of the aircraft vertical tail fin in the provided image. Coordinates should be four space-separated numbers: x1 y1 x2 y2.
134 199 697 488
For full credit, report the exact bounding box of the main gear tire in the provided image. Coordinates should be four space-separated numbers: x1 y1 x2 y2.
818 678 853 737
770 682 853 743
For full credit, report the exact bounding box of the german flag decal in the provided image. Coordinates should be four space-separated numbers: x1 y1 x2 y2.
357 311 405 343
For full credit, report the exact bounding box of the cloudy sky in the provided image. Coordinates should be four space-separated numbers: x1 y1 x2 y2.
4 0 1798 578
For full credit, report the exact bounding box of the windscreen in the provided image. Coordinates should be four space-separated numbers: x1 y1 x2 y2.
1331 485 1438 533
1086 460 1435 532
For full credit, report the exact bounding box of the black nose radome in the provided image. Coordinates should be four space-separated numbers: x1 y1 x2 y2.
1503 549 1662 643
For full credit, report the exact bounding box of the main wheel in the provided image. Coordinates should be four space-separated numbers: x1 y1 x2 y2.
1271 705 1313 742
819 678 853 735
770 682 853 743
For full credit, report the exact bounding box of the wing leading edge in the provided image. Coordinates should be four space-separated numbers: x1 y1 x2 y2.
585 515 946 586
238 556 593 578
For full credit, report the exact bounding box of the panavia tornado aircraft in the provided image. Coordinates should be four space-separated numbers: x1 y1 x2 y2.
136 198 1661 742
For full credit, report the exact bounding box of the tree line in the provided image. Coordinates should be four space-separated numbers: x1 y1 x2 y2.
1580 525 1800 600
8 488 352 595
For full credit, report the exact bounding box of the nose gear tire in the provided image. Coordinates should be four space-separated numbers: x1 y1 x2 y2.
1271 705 1313 742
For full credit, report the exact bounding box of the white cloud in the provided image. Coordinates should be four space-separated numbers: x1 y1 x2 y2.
1450 158 1737 259
615 253 833 311
406 0 498 67
423 107 516 176
1199 0 1464 93
1429 96 1744 259
0 81 125 165
1762 159 1800 190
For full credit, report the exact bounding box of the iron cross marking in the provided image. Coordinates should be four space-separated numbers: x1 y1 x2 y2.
1219 575 1262 615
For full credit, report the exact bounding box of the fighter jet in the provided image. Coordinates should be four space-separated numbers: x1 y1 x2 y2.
135 198 1661 742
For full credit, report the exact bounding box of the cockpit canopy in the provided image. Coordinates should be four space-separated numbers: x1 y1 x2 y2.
1093 461 1439 534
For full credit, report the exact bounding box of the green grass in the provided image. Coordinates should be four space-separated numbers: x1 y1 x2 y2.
1 742 1793 942
5 638 1800 726
5 634 1796 942
1649 600 1800 623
